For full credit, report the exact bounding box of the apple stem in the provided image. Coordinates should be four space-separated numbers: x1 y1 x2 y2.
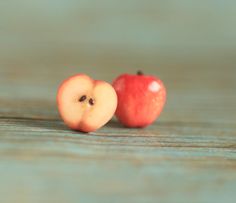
137 70 144 75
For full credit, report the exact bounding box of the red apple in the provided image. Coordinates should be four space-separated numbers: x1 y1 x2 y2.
112 71 166 128
57 74 117 133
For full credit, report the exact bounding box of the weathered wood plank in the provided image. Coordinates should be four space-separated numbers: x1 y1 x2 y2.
0 117 235 203
0 56 235 203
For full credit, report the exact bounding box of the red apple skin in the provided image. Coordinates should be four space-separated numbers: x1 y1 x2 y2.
112 73 166 128
57 74 117 133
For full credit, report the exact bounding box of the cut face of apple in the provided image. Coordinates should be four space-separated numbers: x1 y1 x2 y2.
57 74 117 132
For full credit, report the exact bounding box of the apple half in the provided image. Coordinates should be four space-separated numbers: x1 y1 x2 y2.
57 74 117 133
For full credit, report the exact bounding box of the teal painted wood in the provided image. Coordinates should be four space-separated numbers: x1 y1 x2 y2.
0 56 235 203
0 117 235 203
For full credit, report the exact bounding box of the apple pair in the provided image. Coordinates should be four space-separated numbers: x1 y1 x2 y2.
57 71 166 133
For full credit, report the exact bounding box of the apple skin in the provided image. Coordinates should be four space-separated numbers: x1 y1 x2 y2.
112 72 166 128
57 74 117 133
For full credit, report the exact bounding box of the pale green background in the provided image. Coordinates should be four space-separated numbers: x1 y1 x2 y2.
1 0 235 68
0 0 235 123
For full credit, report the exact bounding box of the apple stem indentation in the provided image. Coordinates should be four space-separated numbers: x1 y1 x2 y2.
137 70 144 76
89 98 95 105
79 95 87 102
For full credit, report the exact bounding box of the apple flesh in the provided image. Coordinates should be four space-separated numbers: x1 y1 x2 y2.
57 74 117 133
112 71 166 128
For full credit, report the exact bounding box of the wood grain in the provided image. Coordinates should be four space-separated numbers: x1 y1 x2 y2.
0 63 235 203
0 58 236 203
0 117 236 203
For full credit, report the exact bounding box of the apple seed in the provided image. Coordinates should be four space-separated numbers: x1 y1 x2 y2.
89 98 95 105
79 95 87 102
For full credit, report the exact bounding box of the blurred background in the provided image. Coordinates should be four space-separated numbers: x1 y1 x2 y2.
0 0 235 123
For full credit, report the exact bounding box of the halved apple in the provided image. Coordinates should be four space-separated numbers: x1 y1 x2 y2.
57 74 117 132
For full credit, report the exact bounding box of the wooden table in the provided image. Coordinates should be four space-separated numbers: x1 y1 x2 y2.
0 46 235 203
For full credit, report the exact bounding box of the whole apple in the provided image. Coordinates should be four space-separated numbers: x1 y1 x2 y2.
112 71 166 128
57 74 117 133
